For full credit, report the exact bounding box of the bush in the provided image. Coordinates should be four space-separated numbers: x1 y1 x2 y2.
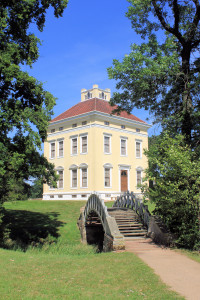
143 133 200 250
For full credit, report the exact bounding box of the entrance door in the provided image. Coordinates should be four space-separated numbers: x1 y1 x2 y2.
121 170 128 192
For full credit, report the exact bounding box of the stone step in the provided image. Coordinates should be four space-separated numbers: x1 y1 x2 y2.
108 208 147 239
124 236 147 241
119 229 147 234
118 224 143 228
123 232 146 237
116 221 141 224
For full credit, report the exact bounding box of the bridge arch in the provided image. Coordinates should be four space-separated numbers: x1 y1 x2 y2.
78 193 125 252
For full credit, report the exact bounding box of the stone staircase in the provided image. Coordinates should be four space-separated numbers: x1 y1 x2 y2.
108 207 147 240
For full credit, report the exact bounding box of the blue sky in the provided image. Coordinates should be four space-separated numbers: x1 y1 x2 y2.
25 0 160 136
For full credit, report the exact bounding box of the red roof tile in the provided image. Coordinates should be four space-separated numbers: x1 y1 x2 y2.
51 98 146 124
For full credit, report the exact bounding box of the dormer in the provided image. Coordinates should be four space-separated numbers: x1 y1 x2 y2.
81 84 111 102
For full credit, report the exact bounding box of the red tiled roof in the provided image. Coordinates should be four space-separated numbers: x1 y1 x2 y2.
51 98 146 124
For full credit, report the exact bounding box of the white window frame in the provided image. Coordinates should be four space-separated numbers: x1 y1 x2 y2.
80 133 88 154
136 167 143 189
103 133 112 154
70 135 78 155
57 169 64 189
57 139 64 158
49 140 56 159
120 136 128 156
103 163 113 188
135 139 142 159
70 167 78 189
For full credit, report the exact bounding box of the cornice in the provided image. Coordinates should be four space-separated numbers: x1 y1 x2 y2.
49 110 151 130
47 123 148 139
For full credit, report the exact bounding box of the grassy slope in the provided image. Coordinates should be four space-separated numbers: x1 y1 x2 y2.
0 200 183 299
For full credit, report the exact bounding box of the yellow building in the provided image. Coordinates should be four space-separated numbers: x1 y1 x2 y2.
43 84 151 200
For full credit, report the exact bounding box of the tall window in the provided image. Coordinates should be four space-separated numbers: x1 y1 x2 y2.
72 169 77 188
121 139 127 156
81 136 87 153
50 142 55 159
104 168 110 187
58 170 63 189
104 136 110 154
58 140 64 157
136 170 142 187
136 141 141 158
81 168 87 187
72 138 77 155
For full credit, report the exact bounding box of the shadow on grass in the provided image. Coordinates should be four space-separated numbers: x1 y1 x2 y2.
1 209 65 251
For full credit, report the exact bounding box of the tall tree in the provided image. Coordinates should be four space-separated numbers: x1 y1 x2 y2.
108 0 200 148
0 0 68 203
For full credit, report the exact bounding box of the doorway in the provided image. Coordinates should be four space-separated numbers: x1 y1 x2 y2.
121 170 128 192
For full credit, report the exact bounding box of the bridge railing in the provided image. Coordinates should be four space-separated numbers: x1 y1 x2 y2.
113 191 151 229
84 193 108 228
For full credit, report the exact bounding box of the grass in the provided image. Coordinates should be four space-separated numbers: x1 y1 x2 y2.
175 249 200 264
0 200 183 299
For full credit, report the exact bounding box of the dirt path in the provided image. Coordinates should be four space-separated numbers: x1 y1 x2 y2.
125 239 200 300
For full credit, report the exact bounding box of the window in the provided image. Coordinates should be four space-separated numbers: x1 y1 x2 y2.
136 170 142 187
58 170 63 189
136 141 142 158
50 142 56 159
81 136 87 153
72 123 77 128
81 168 87 187
104 168 111 187
85 92 92 100
72 169 77 188
82 121 87 126
50 195 54 199
121 139 127 156
58 140 64 157
51 129 55 133
58 195 63 198
99 92 106 100
121 125 125 129
104 121 109 126
59 127 63 131
104 136 111 154
71 137 78 155
136 128 140 132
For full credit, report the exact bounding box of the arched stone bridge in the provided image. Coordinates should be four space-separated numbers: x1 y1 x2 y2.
78 192 172 252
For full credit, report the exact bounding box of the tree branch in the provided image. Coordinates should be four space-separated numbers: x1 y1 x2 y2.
188 3 200 41
152 0 185 44
173 0 179 32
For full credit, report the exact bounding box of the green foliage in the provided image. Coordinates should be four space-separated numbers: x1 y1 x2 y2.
29 177 43 199
143 133 200 249
108 0 200 148
0 0 68 204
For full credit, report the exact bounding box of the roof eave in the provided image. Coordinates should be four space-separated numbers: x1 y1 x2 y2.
49 110 151 129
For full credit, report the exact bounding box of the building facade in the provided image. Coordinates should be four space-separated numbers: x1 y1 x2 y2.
43 85 151 200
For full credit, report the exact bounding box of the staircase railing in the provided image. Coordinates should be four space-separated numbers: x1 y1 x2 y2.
113 191 151 229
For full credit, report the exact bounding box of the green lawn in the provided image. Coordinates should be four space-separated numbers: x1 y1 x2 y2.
0 200 183 299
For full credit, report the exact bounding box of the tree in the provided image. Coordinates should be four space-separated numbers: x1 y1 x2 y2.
30 177 43 199
108 0 200 149
0 0 68 204
143 133 200 249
